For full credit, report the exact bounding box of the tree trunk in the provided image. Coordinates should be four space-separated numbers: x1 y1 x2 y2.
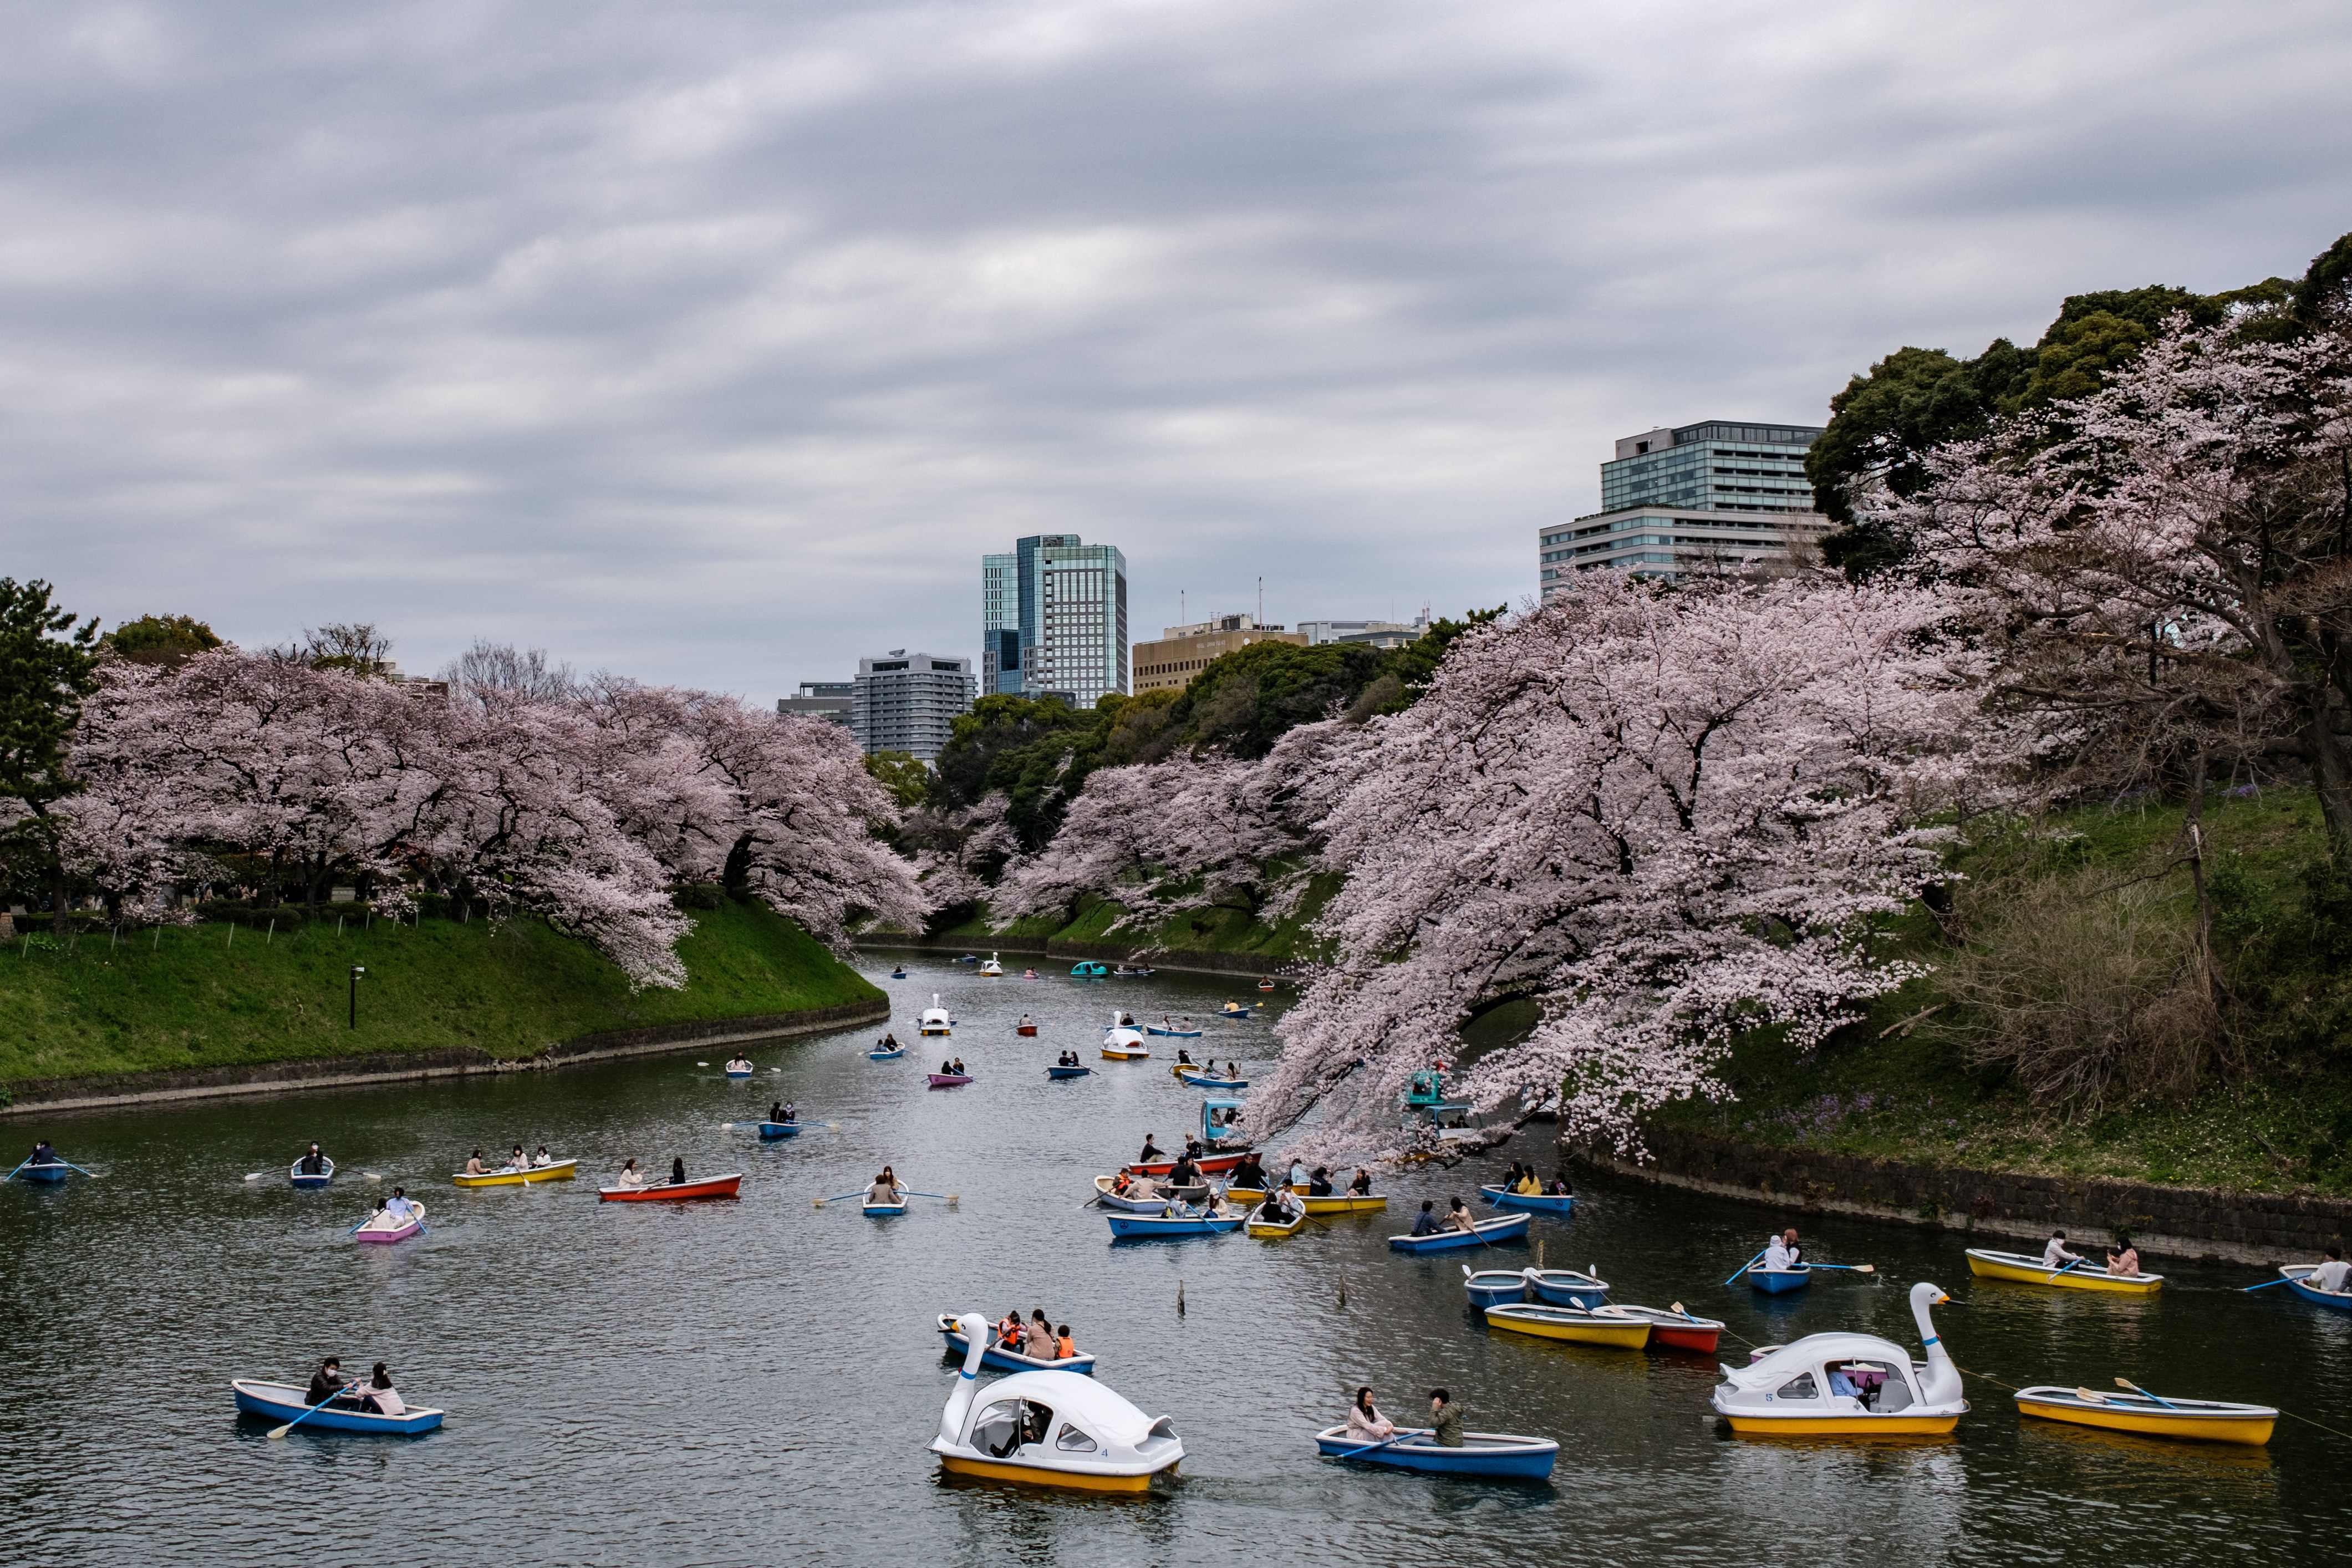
2302 690 2352 864
2181 748 2218 1014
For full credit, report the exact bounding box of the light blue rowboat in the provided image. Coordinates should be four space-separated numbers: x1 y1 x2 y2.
1748 1266 1810 1294
1178 1069 1249 1089
231 1379 443 1436
935 1315 1098 1376
2281 1266 2352 1311
16 1162 70 1184
1106 1209 1244 1239
1387 1213 1529 1253
1523 1267 1609 1308
290 1157 335 1189
757 1121 800 1139
1313 1425 1556 1479
1144 1025 1204 1038
868 1047 906 1061
724 1066 755 1080
1462 1266 1530 1308
1480 1184 1575 1214
864 1199 908 1218
1046 1065 1092 1080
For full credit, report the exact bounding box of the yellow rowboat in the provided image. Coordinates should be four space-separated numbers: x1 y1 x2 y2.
1224 1186 1268 1205
1483 1303 1651 1349
451 1158 578 1188
1296 1193 1387 1215
2014 1386 2275 1445
1964 1248 2163 1295
1246 1211 1305 1239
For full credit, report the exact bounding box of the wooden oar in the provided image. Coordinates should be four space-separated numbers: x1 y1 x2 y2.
1724 1249 1767 1286
1335 1430 1413 1460
269 1383 359 1439
2116 1377 2180 1410
2071 1387 2115 1404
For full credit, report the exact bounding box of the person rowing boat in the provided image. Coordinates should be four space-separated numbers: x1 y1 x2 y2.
615 1159 646 1188
1763 1228 1803 1271
296 1143 330 1177
2040 1229 2081 1269
868 1165 904 1205
383 1187 419 1224
1137 1132 1167 1164
725 1055 754 1075
27 1139 60 1170
1443 1197 1476 1234
306 1357 364 1411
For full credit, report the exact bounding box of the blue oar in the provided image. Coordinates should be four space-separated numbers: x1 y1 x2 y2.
2046 1259 2084 1283
268 1383 359 1439
2242 1273 2303 1292
812 1189 869 1208
902 1190 962 1203
2 1158 32 1182
1724 1249 1766 1286
1806 1262 1877 1273
54 1161 102 1178
1335 1429 1414 1460
2115 1377 2181 1410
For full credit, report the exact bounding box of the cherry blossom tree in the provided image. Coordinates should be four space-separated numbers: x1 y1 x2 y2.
1249 572 2001 1159
1874 314 2352 849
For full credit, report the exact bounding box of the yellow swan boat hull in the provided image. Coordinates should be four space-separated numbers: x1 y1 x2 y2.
1964 1249 2162 1294
938 1454 1166 1491
452 1158 578 1188
1722 1412 1962 1437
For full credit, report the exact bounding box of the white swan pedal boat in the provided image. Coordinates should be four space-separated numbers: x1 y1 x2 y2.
1709 1282 1968 1436
931 1312 1181 1490
919 995 954 1036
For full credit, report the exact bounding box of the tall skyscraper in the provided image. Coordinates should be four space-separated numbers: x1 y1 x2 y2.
1539 419 1828 593
851 651 975 761
979 534 1129 707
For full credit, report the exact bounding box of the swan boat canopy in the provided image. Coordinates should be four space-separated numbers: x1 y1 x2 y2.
919 995 954 1036
979 953 1004 977
1101 1015 1149 1058
931 1312 1183 1490
1709 1282 1969 1436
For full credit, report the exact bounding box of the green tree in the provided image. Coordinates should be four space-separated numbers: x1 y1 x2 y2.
0 579 101 934
863 749 931 808
103 612 223 668
1173 639 1388 758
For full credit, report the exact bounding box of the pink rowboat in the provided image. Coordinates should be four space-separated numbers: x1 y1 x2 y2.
928 1073 974 1088
349 1205 425 1244
597 1173 742 1202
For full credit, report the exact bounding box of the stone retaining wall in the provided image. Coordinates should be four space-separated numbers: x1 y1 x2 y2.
3 999 889 1118
1575 1125 2352 1265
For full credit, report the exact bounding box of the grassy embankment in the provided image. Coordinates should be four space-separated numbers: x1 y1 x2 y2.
1654 787 2352 1197
913 877 1340 969
0 898 880 1091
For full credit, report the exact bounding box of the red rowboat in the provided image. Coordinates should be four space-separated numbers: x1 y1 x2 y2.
1016 1025 1038 1036
1127 1150 1249 1177
1595 1303 1723 1353
928 1073 973 1088
597 1173 742 1202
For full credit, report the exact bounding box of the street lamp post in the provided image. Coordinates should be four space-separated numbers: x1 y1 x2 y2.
349 965 365 1029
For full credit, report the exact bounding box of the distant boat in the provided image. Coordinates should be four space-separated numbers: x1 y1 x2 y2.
1070 961 1111 979
918 995 954 1036
979 953 1004 977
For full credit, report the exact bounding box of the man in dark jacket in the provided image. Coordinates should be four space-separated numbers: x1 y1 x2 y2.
1429 1389 1464 1447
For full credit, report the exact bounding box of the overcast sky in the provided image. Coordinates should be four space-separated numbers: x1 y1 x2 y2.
5 1 2349 696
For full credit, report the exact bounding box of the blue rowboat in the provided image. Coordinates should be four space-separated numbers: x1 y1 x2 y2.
231 1379 443 1436
291 1157 335 1189
869 1047 905 1061
1177 1070 1249 1090
1462 1267 1530 1308
1219 1005 1255 1019
1523 1267 1610 1308
1313 1425 1556 1479
1144 1025 1204 1038
1106 1209 1244 1239
1748 1266 1810 1294
1046 1065 1092 1080
1480 1184 1575 1214
935 1315 1098 1376
724 1066 754 1080
17 1162 70 1184
864 1199 908 1218
2281 1266 2352 1311
757 1121 800 1139
1387 1213 1529 1253
889 969 907 979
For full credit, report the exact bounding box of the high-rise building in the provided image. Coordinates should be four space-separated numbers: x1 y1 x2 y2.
979 534 1129 707
776 680 853 730
1132 614 1306 694
851 651 975 761
1540 419 1828 593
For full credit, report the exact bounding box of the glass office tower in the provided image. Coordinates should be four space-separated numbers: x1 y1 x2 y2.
1540 419 1827 594
979 535 1128 706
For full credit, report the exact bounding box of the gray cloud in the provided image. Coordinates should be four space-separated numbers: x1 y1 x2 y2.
5 0 2350 693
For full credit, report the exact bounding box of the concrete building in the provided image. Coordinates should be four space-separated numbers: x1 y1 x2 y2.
850 651 974 761
776 680 853 730
1540 419 1829 593
1132 614 1307 694
1296 613 1429 650
980 534 1129 706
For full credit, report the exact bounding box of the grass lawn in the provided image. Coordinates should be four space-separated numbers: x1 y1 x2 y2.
0 899 880 1088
